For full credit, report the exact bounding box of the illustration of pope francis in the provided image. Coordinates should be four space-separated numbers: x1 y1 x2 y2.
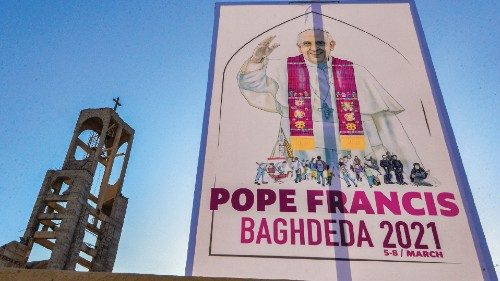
238 28 420 170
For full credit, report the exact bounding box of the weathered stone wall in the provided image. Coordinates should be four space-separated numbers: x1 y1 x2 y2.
0 242 27 268
0 269 290 281
91 194 127 272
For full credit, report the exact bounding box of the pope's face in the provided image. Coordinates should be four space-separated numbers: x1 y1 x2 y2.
297 31 335 64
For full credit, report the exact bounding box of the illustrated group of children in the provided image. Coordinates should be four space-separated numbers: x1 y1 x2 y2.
255 152 432 188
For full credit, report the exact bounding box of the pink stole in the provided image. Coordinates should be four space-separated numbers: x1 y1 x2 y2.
287 55 365 151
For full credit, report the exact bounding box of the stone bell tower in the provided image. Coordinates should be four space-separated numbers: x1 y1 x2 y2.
0 107 134 272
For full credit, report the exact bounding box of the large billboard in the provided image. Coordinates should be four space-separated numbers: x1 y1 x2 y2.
186 1 495 280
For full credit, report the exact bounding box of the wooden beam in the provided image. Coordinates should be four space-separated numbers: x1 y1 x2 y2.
86 223 101 235
37 213 64 221
76 138 94 155
46 202 65 214
88 193 98 204
77 256 92 269
34 231 57 240
34 238 55 250
88 206 109 223
39 220 59 231
76 139 108 166
44 194 70 202
80 244 97 258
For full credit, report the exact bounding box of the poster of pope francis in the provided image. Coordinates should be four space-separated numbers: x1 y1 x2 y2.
186 2 492 281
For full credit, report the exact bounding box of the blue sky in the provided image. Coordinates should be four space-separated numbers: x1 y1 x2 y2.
0 0 498 276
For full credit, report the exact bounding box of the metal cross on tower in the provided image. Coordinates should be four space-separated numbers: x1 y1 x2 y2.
112 97 122 111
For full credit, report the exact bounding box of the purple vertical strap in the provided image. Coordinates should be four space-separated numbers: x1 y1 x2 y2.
288 55 310 92
312 3 353 281
333 57 364 136
288 55 314 138
332 57 357 92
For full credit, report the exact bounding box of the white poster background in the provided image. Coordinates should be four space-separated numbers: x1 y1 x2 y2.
189 3 485 280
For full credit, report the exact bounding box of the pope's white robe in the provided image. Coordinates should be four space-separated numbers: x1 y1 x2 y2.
237 57 421 171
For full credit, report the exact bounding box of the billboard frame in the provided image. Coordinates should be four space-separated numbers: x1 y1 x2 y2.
185 1 496 279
